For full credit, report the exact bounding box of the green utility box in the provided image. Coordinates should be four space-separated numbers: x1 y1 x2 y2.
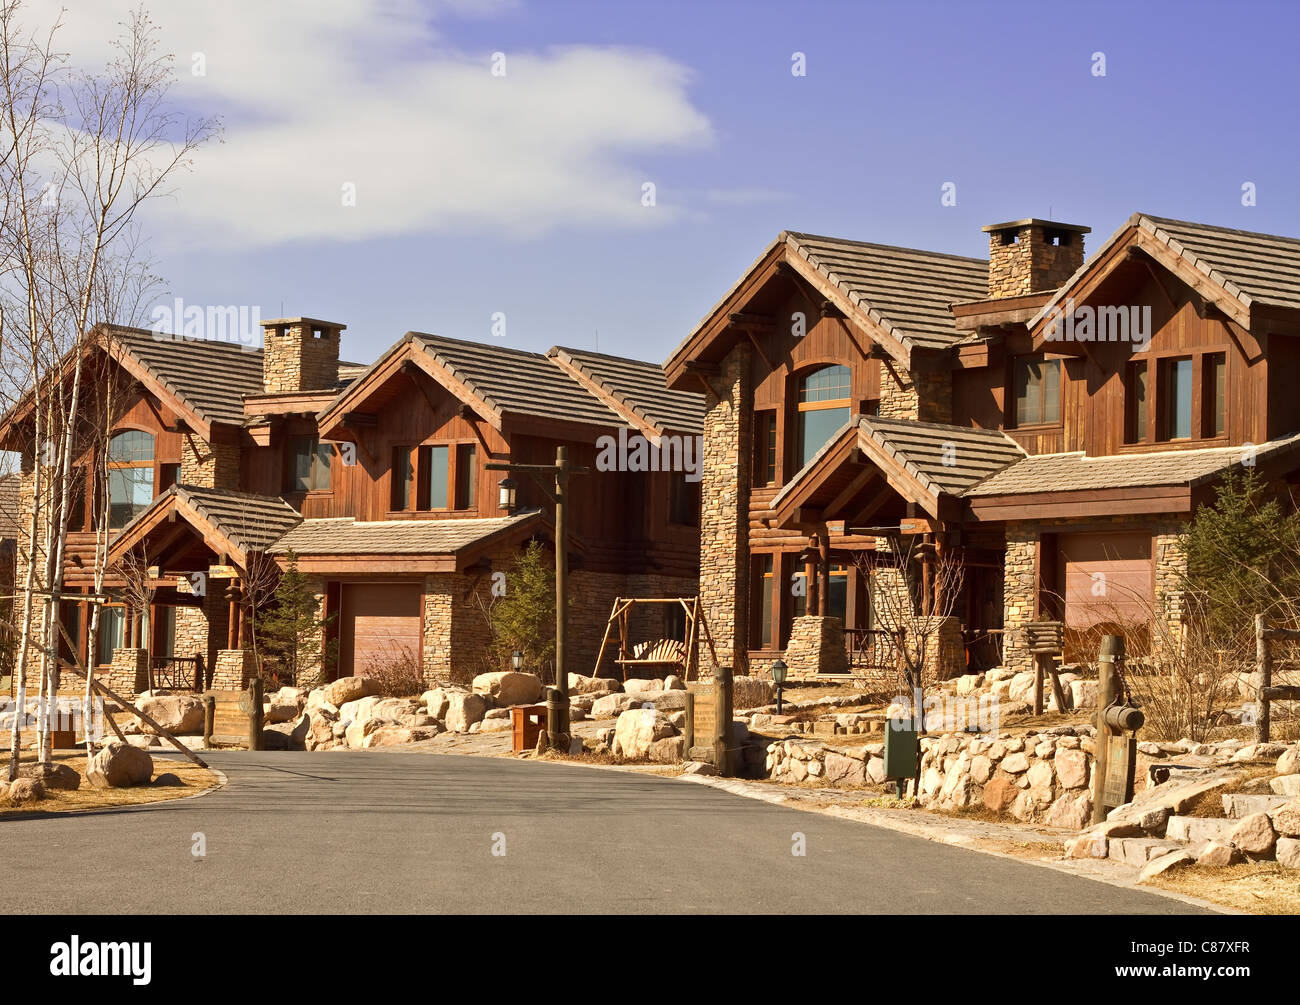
883 719 919 780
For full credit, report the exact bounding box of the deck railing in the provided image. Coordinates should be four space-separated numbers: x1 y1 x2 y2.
149 655 205 693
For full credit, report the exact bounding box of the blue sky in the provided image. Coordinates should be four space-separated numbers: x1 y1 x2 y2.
47 0 1300 367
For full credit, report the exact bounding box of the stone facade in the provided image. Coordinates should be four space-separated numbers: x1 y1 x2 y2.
103 648 148 699
261 319 341 393
698 343 752 673
784 615 849 675
180 434 240 489
211 648 256 690
984 220 1087 298
1002 524 1038 670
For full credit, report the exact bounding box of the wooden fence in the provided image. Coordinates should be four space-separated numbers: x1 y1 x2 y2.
1254 614 1300 742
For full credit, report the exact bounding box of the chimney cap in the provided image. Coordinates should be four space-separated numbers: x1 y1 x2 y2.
981 218 1090 235
260 317 347 331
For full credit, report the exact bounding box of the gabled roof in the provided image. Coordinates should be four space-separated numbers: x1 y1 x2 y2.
1029 213 1300 338
547 346 704 436
109 484 303 568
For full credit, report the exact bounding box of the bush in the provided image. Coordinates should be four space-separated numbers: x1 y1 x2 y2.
361 644 425 697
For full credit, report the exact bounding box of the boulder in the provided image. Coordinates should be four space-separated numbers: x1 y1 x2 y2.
970 754 993 784
364 725 440 747
472 671 543 707
1045 791 1093 830
304 691 339 720
1276 837 1300 869
568 674 617 695
422 687 464 720
1277 746 1300 776
444 692 488 733
866 757 886 784
476 717 511 733
7 777 46 804
592 692 651 718
1270 798 1300 838
984 774 1019 812
1055 748 1088 790
648 735 685 763
371 697 425 720
345 718 383 748
152 772 185 786
323 675 383 707
732 676 774 709
265 689 303 724
263 714 310 751
663 675 686 691
1139 849 1196 883
623 678 664 694
955 673 984 697
682 760 717 776
1001 752 1029 774
1069 679 1099 710
1271 774 1300 797
1229 812 1277 856
1064 832 1108 858
824 750 867 786
611 707 676 760
135 693 204 735
85 742 153 788
20 762 81 791
1196 841 1239 868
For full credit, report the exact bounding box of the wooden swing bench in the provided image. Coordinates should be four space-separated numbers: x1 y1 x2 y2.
593 596 719 682
616 638 688 676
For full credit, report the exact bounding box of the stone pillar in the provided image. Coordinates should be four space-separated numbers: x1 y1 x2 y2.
211 649 256 690
699 344 752 674
1153 525 1187 651
105 648 149 700
180 434 241 489
783 615 849 675
1002 523 1037 671
915 615 965 681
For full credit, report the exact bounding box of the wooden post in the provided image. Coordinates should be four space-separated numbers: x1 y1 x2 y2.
202 694 215 747
1255 613 1271 743
1091 634 1123 824
818 528 831 618
714 664 734 777
683 690 695 753
248 675 264 751
226 581 239 651
1032 650 1044 715
553 445 570 747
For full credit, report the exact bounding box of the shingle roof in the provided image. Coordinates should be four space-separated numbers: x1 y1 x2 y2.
785 232 989 352
269 511 539 556
113 484 303 557
548 346 704 435
410 334 626 428
963 433 1300 497
858 415 1026 497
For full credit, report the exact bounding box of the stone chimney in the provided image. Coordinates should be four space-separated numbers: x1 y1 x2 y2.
981 219 1090 299
260 318 345 394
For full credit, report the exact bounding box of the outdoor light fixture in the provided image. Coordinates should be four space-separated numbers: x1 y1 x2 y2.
771 657 788 715
497 476 518 512
512 649 524 672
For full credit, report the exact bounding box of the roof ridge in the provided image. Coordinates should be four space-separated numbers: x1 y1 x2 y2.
1139 213 1300 247
785 230 989 267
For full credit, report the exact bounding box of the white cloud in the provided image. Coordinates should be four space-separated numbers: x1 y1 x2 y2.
28 0 714 247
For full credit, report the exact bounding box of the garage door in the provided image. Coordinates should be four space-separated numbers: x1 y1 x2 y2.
340 583 422 676
1057 532 1152 630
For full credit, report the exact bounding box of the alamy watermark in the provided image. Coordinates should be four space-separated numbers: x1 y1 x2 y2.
0 693 105 741
595 428 702 482
150 297 262 350
1044 298 1152 350
888 686 1000 736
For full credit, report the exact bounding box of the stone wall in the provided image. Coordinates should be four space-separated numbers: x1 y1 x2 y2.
180 434 240 489
1002 524 1037 670
784 615 848 675
698 343 752 673
103 648 148 699
261 321 340 394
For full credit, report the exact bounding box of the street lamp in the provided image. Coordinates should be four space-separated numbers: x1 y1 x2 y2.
497 476 518 512
771 657 788 715
511 649 524 672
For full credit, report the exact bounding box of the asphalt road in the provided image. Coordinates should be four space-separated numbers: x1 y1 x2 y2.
0 752 1208 914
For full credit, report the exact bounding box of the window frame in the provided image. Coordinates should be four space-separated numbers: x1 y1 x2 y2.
793 364 852 470
390 439 481 514
286 435 332 494
105 429 156 529
1011 356 1062 428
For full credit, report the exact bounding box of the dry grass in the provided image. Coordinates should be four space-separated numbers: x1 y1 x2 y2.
1182 766 1277 818
1 746 220 817
1148 861 1300 915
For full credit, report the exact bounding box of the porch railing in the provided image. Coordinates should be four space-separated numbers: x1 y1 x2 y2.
843 628 904 672
149 655 205 693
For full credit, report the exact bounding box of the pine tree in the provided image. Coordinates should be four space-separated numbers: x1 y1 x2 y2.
259 550 336 689
490 540 560 681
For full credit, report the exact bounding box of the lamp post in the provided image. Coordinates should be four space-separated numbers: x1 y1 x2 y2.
771 657 788 715
487 446 589 750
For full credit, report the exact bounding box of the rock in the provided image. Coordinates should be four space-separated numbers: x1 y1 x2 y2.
323 675 382 707
682 760 716 776
824 751 867 786
20 763 81 791
1069 679 1099 710
370 697 425 721
1197 841 1239 867
648 735 685 763
472 671 544 707
135 693 204 735
1276 837 1300 869
970 754 993 784
422 688 454 720
1139 806 1171 835
955 673 984 697
152 772 186 787
1228 812 1277 856
444 692 488 733
983 774 1019 812
263 715 310 751
1064 832 1108 858
304 692 339 720
364 726 440 747
1277 746 1300 776
663 675 686 691
1045 791 1092 829
265 687 304 723
1001 752 1029 774
1270 798 1300 837
568 734 584 755
1139 849 1196 883
1271 774 1300 797
344 718 382 749
1166 816 1235 844
85 742 153 788
7 777 46 804
731 676 775 709
1054 748 1088 790
866 757 886 784
1027 759 1055 792
611 707 676 760
476 717 511 733
623 678 664 694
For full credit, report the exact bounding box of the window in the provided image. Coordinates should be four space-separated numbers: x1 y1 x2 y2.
753 555 774 649
753 410 777 485
1013 357 1061 426
669 474 699 526
828 563 849 623
1125 361 1148 443
455 443 477 510
153 606 177 658
1204 353 1226 438
392 446 415 510
796 365 851 468
97 606 125 666
425 444 449 510
288 436 331 492
107 430 155 528
1160 357 1193 440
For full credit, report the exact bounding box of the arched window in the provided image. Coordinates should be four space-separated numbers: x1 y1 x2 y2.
107 430 155 528
795 364 851 468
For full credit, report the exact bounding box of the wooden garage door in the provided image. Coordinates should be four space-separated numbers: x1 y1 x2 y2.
340 583 422 676
1057 532 1152 630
